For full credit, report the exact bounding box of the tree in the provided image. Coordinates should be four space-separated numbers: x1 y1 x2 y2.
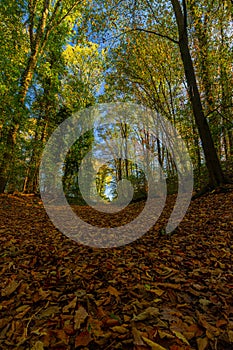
170 0 226 187
97 0 232 188
0 0 87 193
188 0 233 161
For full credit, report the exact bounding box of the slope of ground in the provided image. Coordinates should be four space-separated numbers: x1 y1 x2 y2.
0 190 232 349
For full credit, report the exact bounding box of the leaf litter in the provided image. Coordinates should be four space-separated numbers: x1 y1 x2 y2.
0 190 232 349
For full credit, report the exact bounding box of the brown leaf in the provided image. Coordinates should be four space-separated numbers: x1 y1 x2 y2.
156 283 181 290
158 330 175 339
133 307 159 321
104 318 120 327
111 325 128 334
107 285 120 298
0 317 12 329
132 327 145 346
39 305 60 318
74 306 88 330
141 336 167 350
88 316 103 337
53 329 69 345
216 319 228 328
196 337 209 350
172 330 190 345
15 305 31 319
149 288 164 296
64 324 75 336
62 296 77 313
1 279 21 296
196 311 220 337
32 341 45 350
228 330 233 343
75 331 92 347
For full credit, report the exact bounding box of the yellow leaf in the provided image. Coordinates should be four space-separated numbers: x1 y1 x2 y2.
228 330 233 343
172 330 190 345
32 341 44 350
158 330 175 339
133 307 159 321
197 337 209 350
132 327 144 346
141 336 166 350
153 298 162 303
111 325 128 334
150 289 164 296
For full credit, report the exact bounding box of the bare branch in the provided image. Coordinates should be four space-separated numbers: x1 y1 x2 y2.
206 104 233 125
135 27 179 44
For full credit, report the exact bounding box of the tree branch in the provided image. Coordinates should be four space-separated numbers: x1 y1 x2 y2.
182 0 188 30
40 0 82 55
28 0 38 50
206 104 233 125
135 27 179 44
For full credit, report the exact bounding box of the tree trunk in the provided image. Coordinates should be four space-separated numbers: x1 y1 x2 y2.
171 0 225 187
0 123 19 192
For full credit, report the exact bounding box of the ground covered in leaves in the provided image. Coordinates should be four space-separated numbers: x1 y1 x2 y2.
0 190 233 350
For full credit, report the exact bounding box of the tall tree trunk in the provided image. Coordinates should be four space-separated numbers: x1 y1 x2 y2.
171 0 225 187
0 122 19 192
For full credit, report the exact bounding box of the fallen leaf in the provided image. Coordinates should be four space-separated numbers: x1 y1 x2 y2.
74 306 88 330
39 306 60 318
104 318 120 327
132 327 144 346
133 307 159 321
142 336 167 350
158 330 175 339
149 289 164 296
53 329 69 345
172 330 190 345
88 316 103 337
196 337 209 350
111 325 128 334
196 311 220 337
216 319 228 328
228 330 233 343
31 341 44 350
107 285 120 298
1 279 21 296
62 296 77 313
75 331 92 347
16 305 31 318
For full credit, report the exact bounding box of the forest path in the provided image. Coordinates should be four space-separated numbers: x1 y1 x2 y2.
0 190 232 349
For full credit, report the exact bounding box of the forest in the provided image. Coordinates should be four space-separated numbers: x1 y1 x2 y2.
0 0 233 349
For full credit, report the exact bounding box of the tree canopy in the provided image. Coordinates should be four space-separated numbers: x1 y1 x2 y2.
0 0 232 197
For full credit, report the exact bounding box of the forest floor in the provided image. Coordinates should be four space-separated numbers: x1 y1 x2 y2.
0 189 233 350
